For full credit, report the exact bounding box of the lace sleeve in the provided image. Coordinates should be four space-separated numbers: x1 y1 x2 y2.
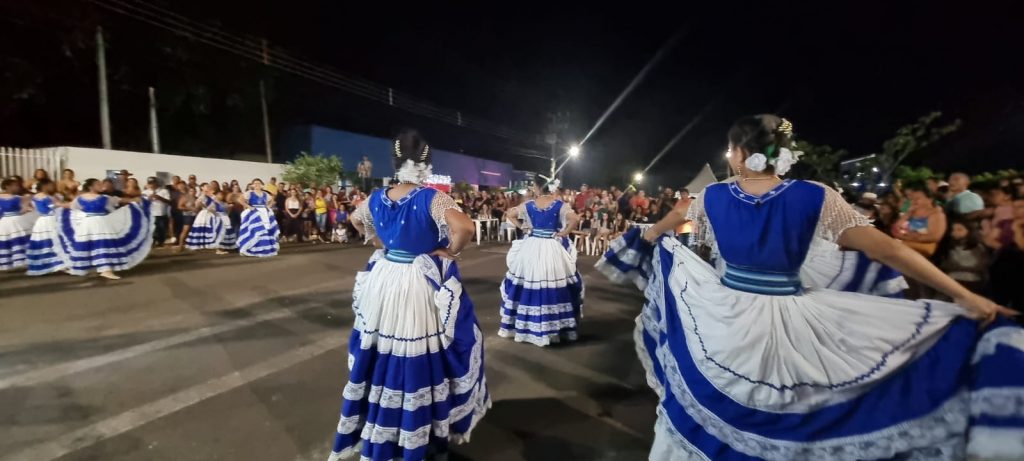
685 192 713 248
559 202 576 229
353 201 376 242
814 182 871 243
517 204 532 229
431 192 462 230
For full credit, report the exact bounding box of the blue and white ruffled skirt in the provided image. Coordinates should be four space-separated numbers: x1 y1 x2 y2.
26 214 66 275
499 232 584 346
185 209 226 250
598 229 1024 460
56 201 152 276
0 211 37 271
330 250 490 461
237 207 279 257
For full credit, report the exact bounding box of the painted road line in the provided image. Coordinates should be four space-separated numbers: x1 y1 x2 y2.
3 332 346 461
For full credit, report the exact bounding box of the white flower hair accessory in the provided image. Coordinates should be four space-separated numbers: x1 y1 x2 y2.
545 179 561 193
745 153 768 172
769 147 803 176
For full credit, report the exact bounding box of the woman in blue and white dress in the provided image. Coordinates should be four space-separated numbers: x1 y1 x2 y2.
0 177 37 271
57 178 153 280
213 190 237 253
185 185 226 252
236 179 279 257
26 179 68 275
597 115 1023 460
328 130 489 461
499 180 584 346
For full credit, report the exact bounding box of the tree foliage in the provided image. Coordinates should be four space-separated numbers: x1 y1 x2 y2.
282 152 342 187
791 140 848 187
875 111 962 181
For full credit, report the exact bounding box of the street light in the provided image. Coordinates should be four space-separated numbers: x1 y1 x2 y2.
634 172 644 182
568 145 581 157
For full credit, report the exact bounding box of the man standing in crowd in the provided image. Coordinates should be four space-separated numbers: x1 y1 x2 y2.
618 188 633 216
358 155 373 191
946 172 985 219
113 169 131 191
630 190 650 214
574 184 594 212
265 177 279 197
144 178 172 246
187 175 199 195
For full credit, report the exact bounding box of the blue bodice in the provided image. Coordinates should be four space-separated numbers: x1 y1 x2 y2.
32 196 55 216
369 187 445 259
247 191 270 207
76 195 114 215
214 200 228 213
0 196 21 216
703 180 826 295
526 200 564 231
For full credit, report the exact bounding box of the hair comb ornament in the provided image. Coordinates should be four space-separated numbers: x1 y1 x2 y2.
420 144 430 162
777 118 794 136
394 139 402 158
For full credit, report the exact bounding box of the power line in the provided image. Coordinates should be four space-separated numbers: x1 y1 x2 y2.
87 0 551 159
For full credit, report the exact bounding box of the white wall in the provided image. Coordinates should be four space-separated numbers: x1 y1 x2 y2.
62 147 285 184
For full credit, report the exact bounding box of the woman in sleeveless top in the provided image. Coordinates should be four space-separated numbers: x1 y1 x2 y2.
328 130 489 461
0 177 36 271
598 115 1022 460
56 178 152 280
26 179 68 275
500 180 584 346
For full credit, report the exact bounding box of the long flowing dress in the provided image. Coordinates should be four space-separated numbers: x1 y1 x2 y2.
329 186 490 461
597 179 1024 460
237 190 279 257
185 195 226 250
56 195 153 276
0 196 36 270
26 196 67 275
499 199 584 346
215 200 238 250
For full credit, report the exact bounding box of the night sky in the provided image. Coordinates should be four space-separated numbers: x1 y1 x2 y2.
2 1 1022 187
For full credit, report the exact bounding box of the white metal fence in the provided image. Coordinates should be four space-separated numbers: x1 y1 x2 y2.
0 147 66 181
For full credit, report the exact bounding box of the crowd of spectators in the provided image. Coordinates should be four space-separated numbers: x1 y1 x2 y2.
852 172 1024 308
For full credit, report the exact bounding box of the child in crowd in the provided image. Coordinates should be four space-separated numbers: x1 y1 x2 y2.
939 219 988 296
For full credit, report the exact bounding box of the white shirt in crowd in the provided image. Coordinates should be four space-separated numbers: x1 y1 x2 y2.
143 188 171 217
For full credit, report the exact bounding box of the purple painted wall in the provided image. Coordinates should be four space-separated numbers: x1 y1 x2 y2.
284 125 513 187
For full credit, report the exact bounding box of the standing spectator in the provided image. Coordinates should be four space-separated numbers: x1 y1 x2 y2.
939 219 989 296
123 178 142 199
27 168 50 193
284 189 303 242
333 205 350 243
946 172 985 220
302 190 317 243
875 201 899 236
187 175 199 195
656 187 676 221
982 186 1024 309
265 177 279 197
357 155 373 191
113 169 131 192
174 185 198 252
314 190 329 243
143 178 172 247
574 184 594 212
101 178 124 197
895 181 947 258
58 169 80 200
895 181 947 299
629 190 650 214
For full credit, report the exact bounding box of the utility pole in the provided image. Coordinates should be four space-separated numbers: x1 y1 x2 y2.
545 111 569 181
148 87 160 153
96 26 112 149
260 39 272 163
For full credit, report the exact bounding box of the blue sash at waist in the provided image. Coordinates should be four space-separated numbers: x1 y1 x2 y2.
721 263 802 296
530 229 558 238
384 249 418 263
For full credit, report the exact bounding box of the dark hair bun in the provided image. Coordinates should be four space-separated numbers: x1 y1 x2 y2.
393 128 430 169
727 114 795 169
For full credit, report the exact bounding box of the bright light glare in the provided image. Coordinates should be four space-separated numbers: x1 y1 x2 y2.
871 167 880 172
634 172 644 182
568 145 581 157
724 150 732 158
851 182 862 187
878 182 888 187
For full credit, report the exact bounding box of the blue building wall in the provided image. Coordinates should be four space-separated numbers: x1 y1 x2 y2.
279 125 514 187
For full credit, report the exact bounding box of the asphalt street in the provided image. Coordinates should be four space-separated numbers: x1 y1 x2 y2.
0 241 654 461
